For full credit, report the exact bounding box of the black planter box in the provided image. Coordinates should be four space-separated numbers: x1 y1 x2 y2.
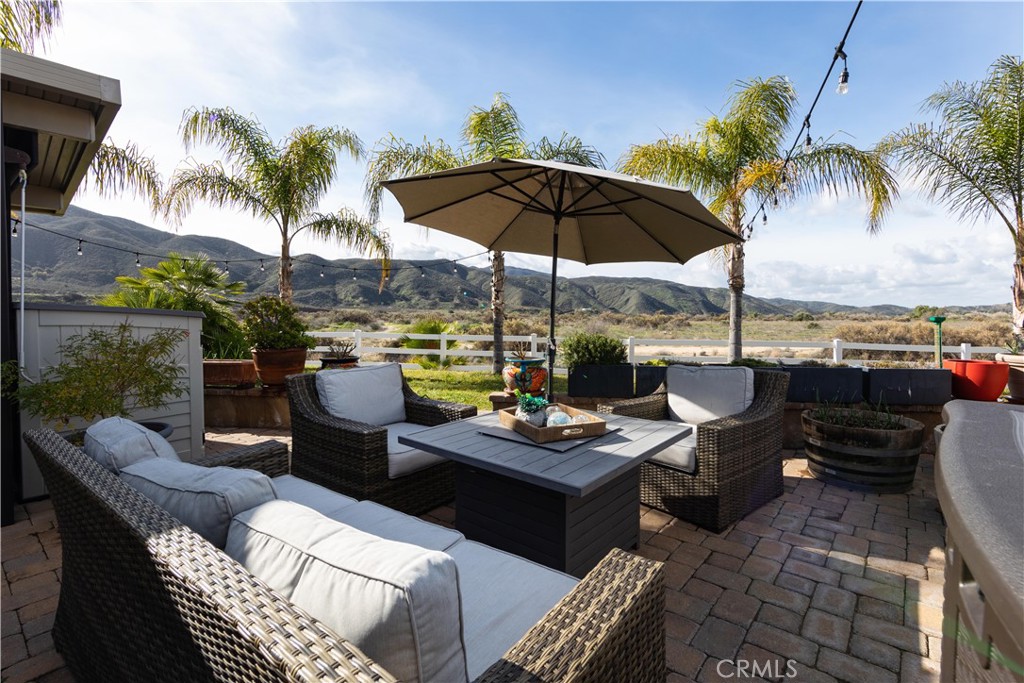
635 365 668 397
568 364 634 398
782 367 864 403
863 368 952 406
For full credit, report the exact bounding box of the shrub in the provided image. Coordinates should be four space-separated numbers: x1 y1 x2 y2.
400 318 463 369
559 332 627 370
3 322 187 428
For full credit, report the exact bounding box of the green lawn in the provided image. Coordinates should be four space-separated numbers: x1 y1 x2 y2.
403 368 568 412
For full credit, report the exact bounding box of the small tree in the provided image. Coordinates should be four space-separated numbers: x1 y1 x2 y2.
3 323 187 429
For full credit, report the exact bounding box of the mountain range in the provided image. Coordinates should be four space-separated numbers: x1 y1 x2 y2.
12 207 1006 317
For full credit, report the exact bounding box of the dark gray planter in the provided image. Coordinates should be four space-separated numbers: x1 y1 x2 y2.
635 365 667 397
568 364 634 398
782 367 864 403
863 368 951 406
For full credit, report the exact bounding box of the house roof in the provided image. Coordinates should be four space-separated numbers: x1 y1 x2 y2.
2 48 121 216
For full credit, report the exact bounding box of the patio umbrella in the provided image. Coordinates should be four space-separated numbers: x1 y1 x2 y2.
382 157 740 398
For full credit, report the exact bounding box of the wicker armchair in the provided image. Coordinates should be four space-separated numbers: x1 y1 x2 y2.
598 369 789 532
287 371 477 515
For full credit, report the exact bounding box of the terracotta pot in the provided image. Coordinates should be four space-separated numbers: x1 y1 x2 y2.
203 359 258 387
502 358 547 396
995 353 1024 402
947 359 1009 402
251 348 308 386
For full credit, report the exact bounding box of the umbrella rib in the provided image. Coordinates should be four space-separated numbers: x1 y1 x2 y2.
489 175 553 249
601 177 740 241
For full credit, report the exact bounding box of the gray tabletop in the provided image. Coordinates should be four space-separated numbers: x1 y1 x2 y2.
399 412 691 497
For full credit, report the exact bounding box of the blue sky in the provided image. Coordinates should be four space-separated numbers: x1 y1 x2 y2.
44 1 1022 308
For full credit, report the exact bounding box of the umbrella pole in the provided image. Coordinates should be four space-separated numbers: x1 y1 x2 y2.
547 219 559 401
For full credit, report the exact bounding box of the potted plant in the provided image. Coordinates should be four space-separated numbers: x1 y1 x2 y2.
1 321 187 439
320 338 359 369
801 400 925 493
501 341 547 396
513 389 548 427
240 296 316 386
995 334 1024 403
202 324 258 388
561 332 632 398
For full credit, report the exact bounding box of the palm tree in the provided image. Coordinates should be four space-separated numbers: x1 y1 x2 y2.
97 252 247 354
881 55 1024 335
364 93 604 373
1 0 62 53
621 76 897 362
163 107 391 302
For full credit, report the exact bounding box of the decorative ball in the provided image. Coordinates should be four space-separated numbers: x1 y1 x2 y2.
547 411 572 426
572 414 592 424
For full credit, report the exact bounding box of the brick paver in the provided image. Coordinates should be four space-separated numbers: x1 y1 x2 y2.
1 440 948 683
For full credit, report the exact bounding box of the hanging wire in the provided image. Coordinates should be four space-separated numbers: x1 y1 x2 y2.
747 0 863 232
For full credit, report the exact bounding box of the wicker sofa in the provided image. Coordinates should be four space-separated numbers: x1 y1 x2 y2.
287 368 477 515
598 367 789 532
23 428 666 683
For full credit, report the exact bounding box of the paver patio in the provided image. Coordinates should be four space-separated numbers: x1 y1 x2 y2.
1 428 945 683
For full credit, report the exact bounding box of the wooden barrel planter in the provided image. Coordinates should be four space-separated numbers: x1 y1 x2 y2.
801 408 925 493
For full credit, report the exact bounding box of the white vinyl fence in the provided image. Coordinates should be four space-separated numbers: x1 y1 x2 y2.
310 330 1003 371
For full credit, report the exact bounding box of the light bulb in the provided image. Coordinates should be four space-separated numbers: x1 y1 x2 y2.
11 222 17 238
804 133 813 154
76 240 83 256
259 259 265 272
224 262 230 274
836 67 849 95
135 254 141 268
762 211 767 226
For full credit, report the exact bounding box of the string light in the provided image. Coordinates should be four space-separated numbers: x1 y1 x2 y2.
224 261 230 274
319 266 325 278
259 259 265 272
420 267 425 278
11 220 17 238
835 48 849 95
135 253 141 268
762 210 767 226
76 240 83 256
453 262 458 274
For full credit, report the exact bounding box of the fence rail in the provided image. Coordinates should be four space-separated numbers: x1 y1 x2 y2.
309 331 1003 371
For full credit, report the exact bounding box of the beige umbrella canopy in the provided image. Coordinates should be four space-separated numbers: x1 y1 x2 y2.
383 157 740 396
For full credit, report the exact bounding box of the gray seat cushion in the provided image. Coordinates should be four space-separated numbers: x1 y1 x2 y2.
447 539 578 680
666 365 754 425
648 420 698 474
271 474 359 517
119 458 277 548
83 417 180 473
315 363 406 426
227 500 468 683
327 500 464 551
385 421 448 479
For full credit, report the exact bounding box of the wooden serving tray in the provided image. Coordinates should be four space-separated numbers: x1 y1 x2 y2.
498 404 607 444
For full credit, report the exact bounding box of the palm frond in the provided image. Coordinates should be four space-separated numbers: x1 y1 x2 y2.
528 134 606 168
1 0 61 53
790 143 898 233
163 161 277 229
463 92 527 161
85 141 163 209
619 136 730 214
300 209 392 290
363 135 463 221
179 106 276 172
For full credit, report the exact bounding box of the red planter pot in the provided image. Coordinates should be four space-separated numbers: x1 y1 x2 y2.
947 359 1009 401
251 348 308 386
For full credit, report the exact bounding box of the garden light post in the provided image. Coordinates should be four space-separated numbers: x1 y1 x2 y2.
929 315 946 368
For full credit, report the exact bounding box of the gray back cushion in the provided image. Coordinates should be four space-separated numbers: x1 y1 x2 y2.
119 459 277 548
83 417 180 473
315 363 406 425
666 365 755 425
226 500 468 683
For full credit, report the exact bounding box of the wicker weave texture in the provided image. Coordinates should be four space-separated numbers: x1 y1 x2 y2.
598 369 789 532
286 372 477 515
23 428 667 683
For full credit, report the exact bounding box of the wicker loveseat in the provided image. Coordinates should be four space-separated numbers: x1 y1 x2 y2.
598 367 789 532
23 428 666 683
287 367 477 515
